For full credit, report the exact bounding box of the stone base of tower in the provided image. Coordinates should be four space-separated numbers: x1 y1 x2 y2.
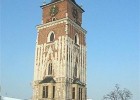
32 80 87 100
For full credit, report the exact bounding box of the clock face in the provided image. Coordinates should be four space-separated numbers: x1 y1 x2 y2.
50 5 59 16
72 8 78 19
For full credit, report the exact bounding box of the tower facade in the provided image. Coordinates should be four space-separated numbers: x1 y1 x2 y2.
33 0 87 100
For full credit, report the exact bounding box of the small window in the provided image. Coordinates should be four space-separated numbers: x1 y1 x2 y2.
48 31 55 42
48 63 52 75
72 87 75 99
42 86 45 98
75 35 77 44
50 33 54 42
81 88 82 100
53 86 55 98
74 33 79 45
42 86 48 98
79 88 83 100
52 17 56 21
46 86 48 98
79 88 81 100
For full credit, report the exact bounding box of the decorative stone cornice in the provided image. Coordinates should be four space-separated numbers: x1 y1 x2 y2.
36 18 67 30
36 17 87 35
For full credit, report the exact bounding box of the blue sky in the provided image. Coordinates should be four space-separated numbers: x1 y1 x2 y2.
1 0 140 100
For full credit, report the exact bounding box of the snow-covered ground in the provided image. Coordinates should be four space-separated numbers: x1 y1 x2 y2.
1 96 23 100
1 96 91 100
87 99 93 100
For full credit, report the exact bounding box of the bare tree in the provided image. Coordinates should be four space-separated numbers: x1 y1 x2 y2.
103 84 132 100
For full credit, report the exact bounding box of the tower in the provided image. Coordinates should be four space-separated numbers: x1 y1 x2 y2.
33 0 87 100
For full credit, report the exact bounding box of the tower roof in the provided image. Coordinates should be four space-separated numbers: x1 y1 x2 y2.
51 0 76 4
39 76 56 84
41 0 84 12
73 78 85 86
51 0 60 3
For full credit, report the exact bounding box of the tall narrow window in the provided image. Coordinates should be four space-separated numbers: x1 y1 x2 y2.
50 33 54 42
53 86 55 98
79 88 81 100
48 63 52 75
42 86 45 98
81 88 82 100
71 52 72 62
42 86 48 98
74 34 79 45
48 66 50 75
46 86 48 98
74 35 77 44
69 48 70 63
50 63 52 75
72 87 75 99
67 46 68 61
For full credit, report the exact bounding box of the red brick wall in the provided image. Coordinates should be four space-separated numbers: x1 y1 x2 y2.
68 24 86 46
42 1 67 24
38 0 85 45
38 23 66 45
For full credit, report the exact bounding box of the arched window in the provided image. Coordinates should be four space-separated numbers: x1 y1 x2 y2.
50 33 54 42
74 33 79 45
48 31 55 42
52 17 56 21
48 63 52 75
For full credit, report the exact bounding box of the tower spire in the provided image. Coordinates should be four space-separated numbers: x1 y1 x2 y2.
51 0 60 3
43 0 46 5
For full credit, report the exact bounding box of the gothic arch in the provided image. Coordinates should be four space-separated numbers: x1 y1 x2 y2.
47 31 55 42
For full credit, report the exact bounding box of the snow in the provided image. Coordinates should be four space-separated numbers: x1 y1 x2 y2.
1 96 22 100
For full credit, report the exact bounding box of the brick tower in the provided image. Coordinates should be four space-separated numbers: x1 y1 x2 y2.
33 0 87 100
